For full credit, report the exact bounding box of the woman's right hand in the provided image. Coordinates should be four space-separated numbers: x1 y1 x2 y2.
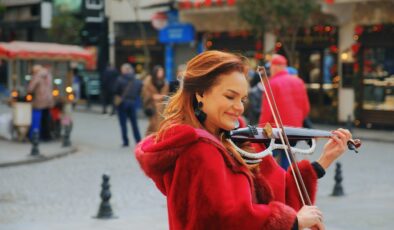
297 205 325 230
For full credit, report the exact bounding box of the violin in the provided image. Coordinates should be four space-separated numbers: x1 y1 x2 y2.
230 125 361 150
227 124 361 164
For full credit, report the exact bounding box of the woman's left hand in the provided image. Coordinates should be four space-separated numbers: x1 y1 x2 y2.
317 128 352 170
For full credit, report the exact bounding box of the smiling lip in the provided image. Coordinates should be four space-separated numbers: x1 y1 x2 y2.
225 112 238 119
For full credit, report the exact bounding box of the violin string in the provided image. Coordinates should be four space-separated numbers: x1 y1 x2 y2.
257 66 306 206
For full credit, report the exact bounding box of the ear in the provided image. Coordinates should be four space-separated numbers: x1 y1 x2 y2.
195 92 203 102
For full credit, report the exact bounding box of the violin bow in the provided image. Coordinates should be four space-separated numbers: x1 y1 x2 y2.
257 66 312 206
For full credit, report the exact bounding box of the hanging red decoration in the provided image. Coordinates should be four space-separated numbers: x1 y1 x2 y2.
351 43 361 55
354 25 364 36
353 63 359 73
329 45 338 53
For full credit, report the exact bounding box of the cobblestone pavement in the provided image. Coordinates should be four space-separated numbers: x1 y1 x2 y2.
0 109 393 230
0 111 167 230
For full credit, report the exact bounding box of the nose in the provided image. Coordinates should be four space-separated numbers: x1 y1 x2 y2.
233 100 244 113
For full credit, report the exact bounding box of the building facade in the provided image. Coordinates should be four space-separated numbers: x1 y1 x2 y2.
178 0 394 128
323 0 394 127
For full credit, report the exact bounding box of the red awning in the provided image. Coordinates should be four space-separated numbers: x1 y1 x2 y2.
0 41 95 65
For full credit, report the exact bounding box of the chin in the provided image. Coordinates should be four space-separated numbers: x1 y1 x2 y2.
221 122 236 131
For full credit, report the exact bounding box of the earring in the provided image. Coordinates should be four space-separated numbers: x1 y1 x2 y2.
194 101 207 123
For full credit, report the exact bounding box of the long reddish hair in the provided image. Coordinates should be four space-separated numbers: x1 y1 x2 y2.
157 50 253 168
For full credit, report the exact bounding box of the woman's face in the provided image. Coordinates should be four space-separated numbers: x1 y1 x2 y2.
157 68 164 79
197 71 248 134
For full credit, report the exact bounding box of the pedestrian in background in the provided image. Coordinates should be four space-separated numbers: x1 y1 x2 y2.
114 63 142 147
168 64 186 94
141 65 169 136
246 81 264 125
101 63 119 115
27 64 54 140
287 66 314 129
259 54 310 169
72 68 82 108
135 50 352 230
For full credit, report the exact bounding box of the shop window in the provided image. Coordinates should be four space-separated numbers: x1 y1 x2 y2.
362 47 394 111
299 49 338 123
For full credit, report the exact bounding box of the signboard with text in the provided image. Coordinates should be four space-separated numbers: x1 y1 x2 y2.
159 24 195 44
82 0 105 24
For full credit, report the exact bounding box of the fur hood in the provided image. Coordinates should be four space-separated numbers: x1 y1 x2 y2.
135 124 227 195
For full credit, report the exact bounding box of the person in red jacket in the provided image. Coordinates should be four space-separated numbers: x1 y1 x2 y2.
135 50 352 230
259 54 311 169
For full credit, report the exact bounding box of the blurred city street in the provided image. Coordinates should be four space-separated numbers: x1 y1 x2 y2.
0 0 394 229
0 104 393 230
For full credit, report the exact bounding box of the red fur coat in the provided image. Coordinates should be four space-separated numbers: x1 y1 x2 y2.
135 124 318 230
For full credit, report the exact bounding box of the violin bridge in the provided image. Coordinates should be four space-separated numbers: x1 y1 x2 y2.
263 123 273 139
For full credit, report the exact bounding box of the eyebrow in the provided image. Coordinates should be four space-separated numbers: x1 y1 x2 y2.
226 89 240 95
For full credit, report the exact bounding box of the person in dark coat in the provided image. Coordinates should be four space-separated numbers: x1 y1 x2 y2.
101 63 119 115
114 63 142 146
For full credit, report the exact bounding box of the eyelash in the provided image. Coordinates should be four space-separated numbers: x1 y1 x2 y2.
225 95 247 104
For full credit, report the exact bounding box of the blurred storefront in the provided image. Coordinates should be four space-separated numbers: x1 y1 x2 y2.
0 0 52 42
355 24 394 127
114 22 164 76
324 0 394 128
179 0 257 58
179 0 394 128
291 25 339 124
179 0 340 123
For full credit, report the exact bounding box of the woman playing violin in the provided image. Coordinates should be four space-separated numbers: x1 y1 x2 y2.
135 50 352 230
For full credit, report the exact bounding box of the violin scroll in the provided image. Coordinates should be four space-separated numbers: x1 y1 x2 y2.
347 139 361 153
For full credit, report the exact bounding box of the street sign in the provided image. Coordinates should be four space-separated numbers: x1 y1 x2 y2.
159 24 195 44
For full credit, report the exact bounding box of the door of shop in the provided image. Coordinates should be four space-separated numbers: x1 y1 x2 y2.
298 48 338 124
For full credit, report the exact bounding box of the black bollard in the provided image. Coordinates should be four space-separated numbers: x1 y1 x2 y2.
62 124 72 147
30 129 40 156
96 174 115 219
332 162 345 196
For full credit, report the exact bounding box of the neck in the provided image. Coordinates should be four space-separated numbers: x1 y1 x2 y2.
203 122 220 137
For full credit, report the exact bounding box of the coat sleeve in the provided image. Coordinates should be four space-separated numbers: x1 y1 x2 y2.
114 78 122 96
168 142 297 230
27 75 39 93
285 160 318 211
141 78 153 109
